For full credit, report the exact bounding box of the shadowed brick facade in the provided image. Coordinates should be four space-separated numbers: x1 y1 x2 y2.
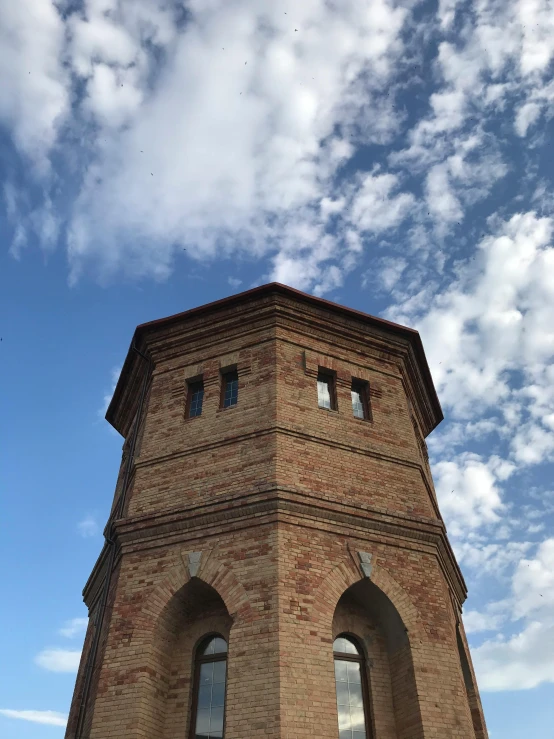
65 283 488 739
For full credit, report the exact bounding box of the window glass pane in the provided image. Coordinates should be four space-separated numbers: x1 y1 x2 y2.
202 637 227 656
189 384 204 417
347 661 362 684
200 662 214 684
317 377 332 409
350 703 366 732
210 705 224 732
351 388 364 419
349 685 364 709
337 703 351 730
212 637 228 654
333 636 360 655
213 660 227 684
194 651 227 739
335 658 367 739
211 681 225 707
198 685 212 709
335 659 348 682
223 371 238 408
336 680 350 707
195 708 210 734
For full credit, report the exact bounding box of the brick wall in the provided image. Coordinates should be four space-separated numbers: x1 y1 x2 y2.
66 286 487 739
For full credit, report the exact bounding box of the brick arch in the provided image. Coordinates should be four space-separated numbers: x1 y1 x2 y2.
124 550 252 739
197 549 253 620
313 552 426 639
137 548 252 629
318 553 432 739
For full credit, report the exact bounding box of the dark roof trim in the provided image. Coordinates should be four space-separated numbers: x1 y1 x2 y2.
136 281 420 337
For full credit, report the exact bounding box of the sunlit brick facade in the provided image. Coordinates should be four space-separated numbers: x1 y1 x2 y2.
65 283 488 739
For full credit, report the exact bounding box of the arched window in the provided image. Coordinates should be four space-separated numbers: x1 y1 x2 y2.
190 634 228 739
333 634 373 739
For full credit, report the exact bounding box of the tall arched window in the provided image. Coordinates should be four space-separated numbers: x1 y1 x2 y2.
333 634 373 739
190 634 228 739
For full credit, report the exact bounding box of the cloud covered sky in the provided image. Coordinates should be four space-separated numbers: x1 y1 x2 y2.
1 0 553 736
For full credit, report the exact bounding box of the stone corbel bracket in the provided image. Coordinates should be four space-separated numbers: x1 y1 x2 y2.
188 551 202 578
358 551 373 578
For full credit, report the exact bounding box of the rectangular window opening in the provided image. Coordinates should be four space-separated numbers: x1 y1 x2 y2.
186 379 205 418
221 368 239 409
351 379 371 421
317 369 336 411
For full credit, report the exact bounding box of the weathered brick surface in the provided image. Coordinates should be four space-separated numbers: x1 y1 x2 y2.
65 285 487 739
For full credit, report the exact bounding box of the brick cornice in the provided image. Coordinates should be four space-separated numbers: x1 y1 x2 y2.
100 487 466 604
82 542 111 612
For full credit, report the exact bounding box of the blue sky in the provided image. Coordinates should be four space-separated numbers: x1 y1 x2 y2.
1 0 554 737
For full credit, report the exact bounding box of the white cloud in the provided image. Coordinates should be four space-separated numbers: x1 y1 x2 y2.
348 171 414 234
454 539 532 577
84 62 144 128
437 0 464 29
518 0 554 76
427 418 500 457
512 539 554 619
433 453 514 536
371 257 408 291
425 163 463 225
0 709 67 727
526 522 545 535
2 0 415 289
0 0 68 171
463 607 507 634
35 648 82 673
473 620 554 691
387 211 554 468
77 515 99 538
59 617 88 639
471 539 554 691
421 0 554 140
514 100 542 136
1 0 552 292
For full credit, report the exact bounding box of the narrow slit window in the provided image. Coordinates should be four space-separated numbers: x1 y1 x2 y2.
351 380 370 421
186 380 205 418
190 635 228 739
221 369 238 409
317 371 336 410
333 634 373 739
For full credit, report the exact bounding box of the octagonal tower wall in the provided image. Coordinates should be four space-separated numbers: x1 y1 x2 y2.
64 284 487 739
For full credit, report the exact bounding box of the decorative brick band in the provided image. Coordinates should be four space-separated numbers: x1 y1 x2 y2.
80 488 466 608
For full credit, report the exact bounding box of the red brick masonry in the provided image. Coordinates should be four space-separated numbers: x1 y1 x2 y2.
65 283 488 739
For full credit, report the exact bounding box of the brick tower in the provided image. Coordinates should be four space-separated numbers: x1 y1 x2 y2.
66 283 488 739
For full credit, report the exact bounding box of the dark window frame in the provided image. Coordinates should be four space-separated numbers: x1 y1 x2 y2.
333 633 374 739
220 367 239 410
351 379 371 421
185 377 205 419
189 633 228 739
317 368 337 411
